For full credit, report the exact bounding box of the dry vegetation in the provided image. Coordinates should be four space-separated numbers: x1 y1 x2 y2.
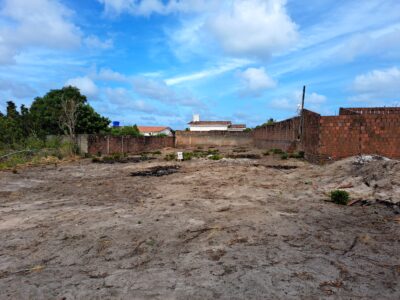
0 147 399 299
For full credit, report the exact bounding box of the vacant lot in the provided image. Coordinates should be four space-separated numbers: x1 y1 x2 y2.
0 148 399 299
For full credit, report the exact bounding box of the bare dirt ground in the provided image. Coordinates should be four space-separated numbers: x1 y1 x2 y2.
0 148 399 299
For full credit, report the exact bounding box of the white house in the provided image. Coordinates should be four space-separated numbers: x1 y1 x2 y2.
137 126 173 136
188 115 246 132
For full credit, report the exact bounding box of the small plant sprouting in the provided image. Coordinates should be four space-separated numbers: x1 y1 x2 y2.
330 190 350 205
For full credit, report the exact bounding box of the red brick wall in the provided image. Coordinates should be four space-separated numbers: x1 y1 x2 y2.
253 117 300 151
175 131 253 147
318 115 363 160
318 114 400 161
87 135 175 155
301 110 321 162
340 107 400 115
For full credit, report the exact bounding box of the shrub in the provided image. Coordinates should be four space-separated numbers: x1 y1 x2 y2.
152 151 162 155
289 151 305 159
209 154 222 160
263 151 270 156
207 149 219 155
183 152 193 161
271 148 284 154
330 190 350 205
164 153 177 161
280 153 288 160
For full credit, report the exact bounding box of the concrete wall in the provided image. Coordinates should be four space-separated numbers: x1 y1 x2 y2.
87 135 175 155
175 131 252 147
252 117 300 152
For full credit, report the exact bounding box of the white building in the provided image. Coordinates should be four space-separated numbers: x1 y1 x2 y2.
188 115 246 132
137 126 173 136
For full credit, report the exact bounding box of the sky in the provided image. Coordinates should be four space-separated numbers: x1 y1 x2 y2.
0 0 399 129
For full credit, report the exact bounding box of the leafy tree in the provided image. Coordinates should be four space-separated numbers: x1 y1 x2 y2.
110 125 142 137
6 101 19 120
29 86 110 137
255 118 276 129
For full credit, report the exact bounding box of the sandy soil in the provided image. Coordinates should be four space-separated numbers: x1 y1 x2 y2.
0 148 399 299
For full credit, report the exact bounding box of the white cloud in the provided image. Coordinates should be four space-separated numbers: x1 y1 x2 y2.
105 87 155 113
350 67 400 104
0 0 81 64
132 77 204 108
353 67 400 94
84 35 113 49
206 0 298 59
97 68 129 82
271 90 326 112
97 0 212 16
238 67 276 96
165 59 251 85
65 76 98 97
99 0 298 60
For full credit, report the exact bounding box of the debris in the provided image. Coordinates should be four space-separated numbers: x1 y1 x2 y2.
264 165 298 170
227 154 261 159
93 155 155 164
130 165 180 177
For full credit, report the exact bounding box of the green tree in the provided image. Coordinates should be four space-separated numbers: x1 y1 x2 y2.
29 86 110 137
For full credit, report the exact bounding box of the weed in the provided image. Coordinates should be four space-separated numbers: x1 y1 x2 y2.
209 154 222 160
183 152 193 161
164 153 177 161
330 190 350 205
271 148 284 154
289 151 305 159
281 153 289 160
263 151 270 156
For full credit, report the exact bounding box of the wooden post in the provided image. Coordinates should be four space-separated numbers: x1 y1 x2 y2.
299 85 306 140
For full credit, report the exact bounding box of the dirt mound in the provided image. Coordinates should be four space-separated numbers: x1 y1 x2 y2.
323 156 400 204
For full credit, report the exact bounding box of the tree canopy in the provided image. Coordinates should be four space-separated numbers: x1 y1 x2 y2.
0 86 110 148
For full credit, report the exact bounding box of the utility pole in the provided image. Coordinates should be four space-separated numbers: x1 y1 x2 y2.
298 85 306 140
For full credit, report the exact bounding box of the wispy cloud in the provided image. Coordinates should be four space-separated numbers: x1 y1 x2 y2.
165 59 251 85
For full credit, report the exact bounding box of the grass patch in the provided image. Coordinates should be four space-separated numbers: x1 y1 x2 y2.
280 153 289 160
209 154 222 160
271 148 284 154
164 153 177 161
289 151 305 159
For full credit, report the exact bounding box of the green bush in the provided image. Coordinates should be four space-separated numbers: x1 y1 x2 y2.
207 149 219 155
209 154 222 160
183 152 193 161
164 153 177 161
271 148 284 154
330 190 350 205
110 125 142 137
289 151 305 159
280 153 288 160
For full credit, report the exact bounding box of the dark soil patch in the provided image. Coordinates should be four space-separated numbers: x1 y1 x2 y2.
264 165 298 170
227 154 261 159
93 156 155 164
130 165 180 177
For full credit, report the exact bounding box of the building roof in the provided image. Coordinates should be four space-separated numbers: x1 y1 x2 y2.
229 124 246 128
137 126 170 133
188 121 232 126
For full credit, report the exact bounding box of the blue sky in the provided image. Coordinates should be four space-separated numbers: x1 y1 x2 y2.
0 0 399 129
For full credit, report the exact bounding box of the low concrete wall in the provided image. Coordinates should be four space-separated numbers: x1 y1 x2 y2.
252 117 300 152
46 134 88 153
175 131 253 147
87 135 175 155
